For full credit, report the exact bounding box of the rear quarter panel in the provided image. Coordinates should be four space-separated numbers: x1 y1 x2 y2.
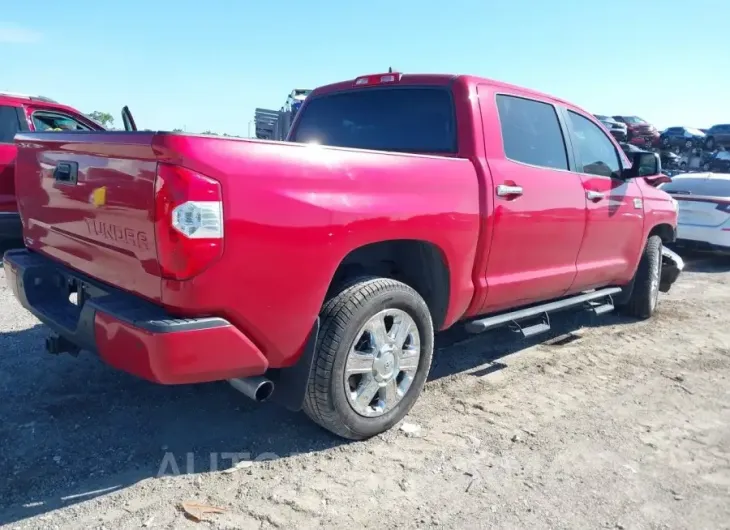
155 135 481 367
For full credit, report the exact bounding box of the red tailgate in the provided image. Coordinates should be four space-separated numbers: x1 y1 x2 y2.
14 131 162 302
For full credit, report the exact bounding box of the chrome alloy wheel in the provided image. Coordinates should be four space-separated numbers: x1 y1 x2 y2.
344 309 421 417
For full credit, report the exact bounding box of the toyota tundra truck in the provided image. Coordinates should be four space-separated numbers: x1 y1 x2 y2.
3 72 682 440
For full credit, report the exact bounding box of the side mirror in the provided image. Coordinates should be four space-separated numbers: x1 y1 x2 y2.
623 151 661 179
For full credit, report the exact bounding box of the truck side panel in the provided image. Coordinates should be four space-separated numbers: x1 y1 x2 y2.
153 135 482 368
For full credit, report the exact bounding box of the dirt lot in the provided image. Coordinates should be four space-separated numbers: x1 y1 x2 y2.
1 254 729 530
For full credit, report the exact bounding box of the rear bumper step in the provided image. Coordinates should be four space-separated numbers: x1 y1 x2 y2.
465 287 622 336
2 249 269 384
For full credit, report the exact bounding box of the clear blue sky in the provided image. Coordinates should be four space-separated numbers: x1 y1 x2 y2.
2 0 727 136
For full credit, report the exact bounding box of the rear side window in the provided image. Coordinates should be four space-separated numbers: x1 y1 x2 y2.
291 87 456 153
0 105 21 143
495 94 568 170
567 111 621 178
661 178 707 194
702 180 730 196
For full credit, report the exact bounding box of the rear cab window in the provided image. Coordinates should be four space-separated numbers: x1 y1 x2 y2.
290 87 456 154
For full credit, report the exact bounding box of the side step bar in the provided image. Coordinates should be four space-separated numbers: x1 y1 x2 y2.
464 287 622 337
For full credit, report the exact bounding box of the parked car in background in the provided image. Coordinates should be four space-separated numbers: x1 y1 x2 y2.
4 72 679 440
619 142 650 159
660 150 683 170
613 115 660 147
0 92 104 245
594 115 628 141
660 173 730 254
703 124 730 150
703 150 730 173
660 127 706 151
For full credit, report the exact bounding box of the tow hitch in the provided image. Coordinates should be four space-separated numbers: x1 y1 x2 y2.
45 334 81 356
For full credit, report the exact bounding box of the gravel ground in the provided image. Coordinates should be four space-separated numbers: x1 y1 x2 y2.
1 252 729 530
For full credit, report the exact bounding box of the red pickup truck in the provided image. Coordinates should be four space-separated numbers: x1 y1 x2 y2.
0 92 104 244
3 72 681 440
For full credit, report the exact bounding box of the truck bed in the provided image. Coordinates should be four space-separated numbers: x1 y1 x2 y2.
12 131 482 367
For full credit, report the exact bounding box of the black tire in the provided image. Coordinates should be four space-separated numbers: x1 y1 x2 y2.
661 136 670 148
303 277 434 440
620 235 663 319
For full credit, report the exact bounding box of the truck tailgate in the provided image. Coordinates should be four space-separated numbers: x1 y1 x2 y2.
14 132 162 302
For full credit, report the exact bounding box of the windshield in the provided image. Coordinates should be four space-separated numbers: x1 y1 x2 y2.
685 128 705 136
661 177 730 197
623 116 646 124
291 87 457 153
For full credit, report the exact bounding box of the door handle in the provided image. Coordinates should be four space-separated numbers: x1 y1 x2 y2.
586 190 605 201
496 184 523 197
53 161 79 185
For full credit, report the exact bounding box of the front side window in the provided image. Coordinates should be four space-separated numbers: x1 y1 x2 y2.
0 105 21 143
495 94 568 171
32 112 91 132
567 111 621 178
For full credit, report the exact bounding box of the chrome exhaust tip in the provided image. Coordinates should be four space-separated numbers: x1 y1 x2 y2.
228 376 275 402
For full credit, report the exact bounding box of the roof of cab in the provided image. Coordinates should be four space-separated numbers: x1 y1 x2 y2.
0 91 87 115
309 73 575 108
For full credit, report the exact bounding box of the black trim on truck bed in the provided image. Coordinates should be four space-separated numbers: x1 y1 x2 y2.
3 249 230 354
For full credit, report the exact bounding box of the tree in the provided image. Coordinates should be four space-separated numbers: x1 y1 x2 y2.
86 111 114 128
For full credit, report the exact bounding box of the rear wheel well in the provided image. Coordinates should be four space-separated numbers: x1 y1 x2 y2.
649 223 676 244
327 240 450 330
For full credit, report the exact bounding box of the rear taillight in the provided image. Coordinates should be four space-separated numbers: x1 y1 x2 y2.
154 163 223 281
